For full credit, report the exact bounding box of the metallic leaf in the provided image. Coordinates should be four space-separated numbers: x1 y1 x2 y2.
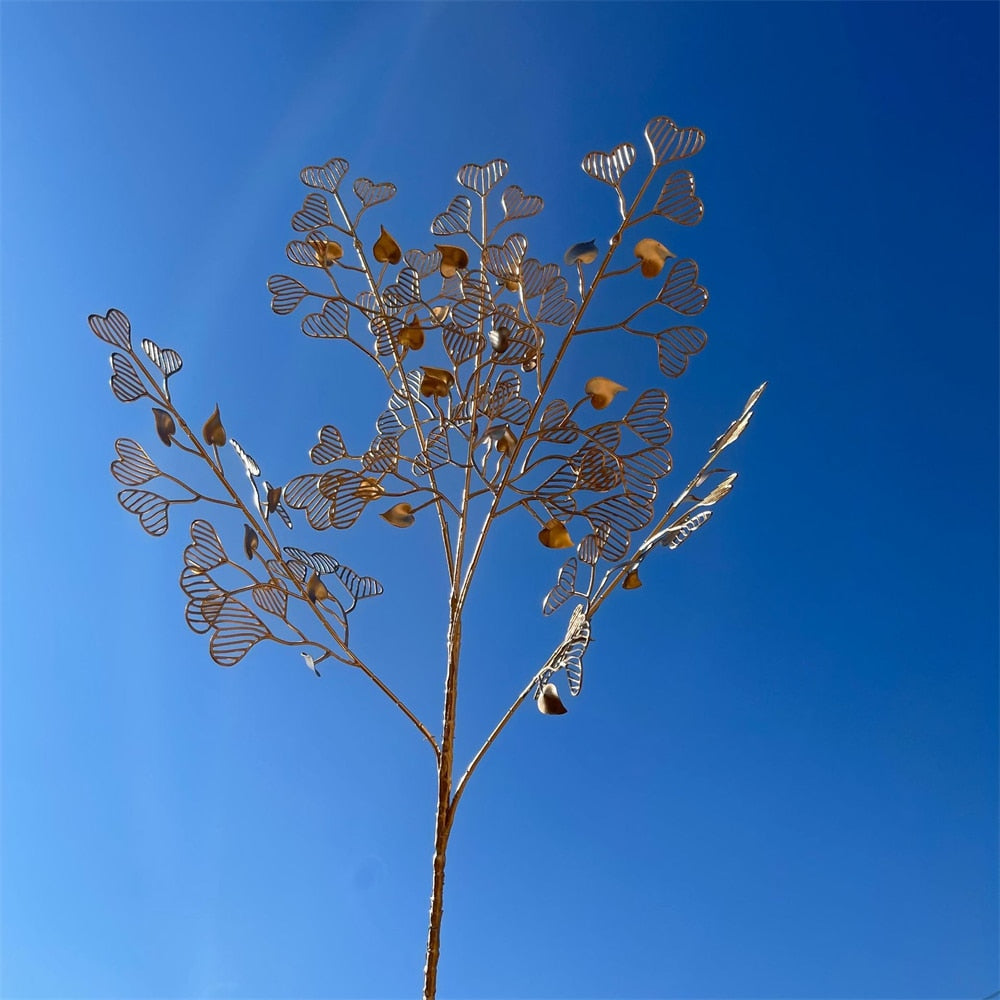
141 338 183 378
291 192 333 232
657 258 708 316
299 157 349 193
109 352 146 403
88 308 131 350
431 195 472 236
644 116 706 165
457 159 508 196
581 142 636 187
656 326 707 378
111 438 159 486
653 169 704 226
267 274 309 315
118 488 169 536
309 425 347 465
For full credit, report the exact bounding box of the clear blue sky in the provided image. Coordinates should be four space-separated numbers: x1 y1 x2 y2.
2 3 997 998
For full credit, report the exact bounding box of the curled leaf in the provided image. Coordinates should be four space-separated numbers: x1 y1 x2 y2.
623 567 642 590
380 502 415 528
301 652 321 677
243 524 259 561
152 407 176 446
564 239 598 266
309 238 344 265
399 317 425 351
202 405 226 446
265 484 283 515
435 244 469 278
537 682 568 715
538 517 573 550
419 366 455 398
634 238 676 278
584 377 627 410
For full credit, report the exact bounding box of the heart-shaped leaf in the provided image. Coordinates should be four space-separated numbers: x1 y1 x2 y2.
252 583 288 619
300 157 349 193
318 470 369 529
542 557 578 616
268 274 309 316
539 399 579 444
442 323 484 367
536 277 576 326
404 247 442 278
353 177 396 208
180 567 226 634
623 447 672 499
451 270 493 330
362 436 399 474
310 424 347 464
118 489 169 536
209 597 269 667
333 564 383 602
376 408 405 439
625 389 672 445
581 142 636 187
286 240 329 269
644 117 706 165
431 195 472 236
284 473 334 530
657 326 707 377
302 298 350 339
291 192 333 232
141 338 183 379
109 353 146 403
653 169 704 226
554 604 590 696
577 533 603 566
657 259 708 316
89 308 132 350
383 268 421 312
283 546 339 575
483 233 528 283
457 159 508 196
412 426 451 475
537 461 579 497
111 438 159 486
521 258 559 300
184 519 228 573
501 184 543 222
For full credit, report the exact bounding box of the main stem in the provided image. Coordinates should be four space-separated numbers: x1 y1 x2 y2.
423 594 462 999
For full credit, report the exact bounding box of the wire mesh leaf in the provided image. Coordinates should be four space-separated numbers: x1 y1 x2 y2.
521 258 559 300
656 326 707 377
376 408 405 438
141 339 183 378
300 157 349 193
283 546 339 575
291 192 333 232
353 177 396 209
556 604 591 696
109 352 147 403
404 247 442 278
483 233 528 284
413 426 451 475
286 240 328 269
582 142 636 187
501 184 543 223
209 597 269 667
575 445 622 491
457 159 508 197
310 425 347 465
384 268 421 313
268 275 310 316
180 567 226 634
539 399 579 444
542 557 578 616
118 489 169 536
362 436 399 474
111 438 159 486
622 448 672 497
284 474 334 530
252 583 288 619
451 270 493 330
537 461 580 497
653 169 704 226
318 470 369 529
431 195 472 236
184 519 228 573
644 117 706 165
302 299 350 339
370 315 401 356
536 277 576 326
89 308 132 350
577 532 604 565
625 389 672 445
333 564 384 602
586 421 622 452
658 259 708 316
665 509 713 549
442 323 484 367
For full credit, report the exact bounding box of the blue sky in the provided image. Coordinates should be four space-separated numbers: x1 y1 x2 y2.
1 2 997 999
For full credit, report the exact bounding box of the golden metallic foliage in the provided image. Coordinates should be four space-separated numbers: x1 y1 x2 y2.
585 377 627 410
202 405 226 446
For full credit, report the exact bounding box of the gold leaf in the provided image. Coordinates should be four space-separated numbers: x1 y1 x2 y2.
435 244 469 278
243 524 259 561
152 407 176 446
309 238 344 265
563 239 598 265
623 568 643 590
633 237 676 278
265 484 283 515
355 477 384 501
584 377 627 410
202 404 226 446
537 682 568 715
399 317 425 350
538 517 573 549
306 572 330 603
380 502 415 528
373 225 402 264
419 366 455 398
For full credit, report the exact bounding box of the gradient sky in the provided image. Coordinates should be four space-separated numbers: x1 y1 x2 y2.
2 3 997 999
